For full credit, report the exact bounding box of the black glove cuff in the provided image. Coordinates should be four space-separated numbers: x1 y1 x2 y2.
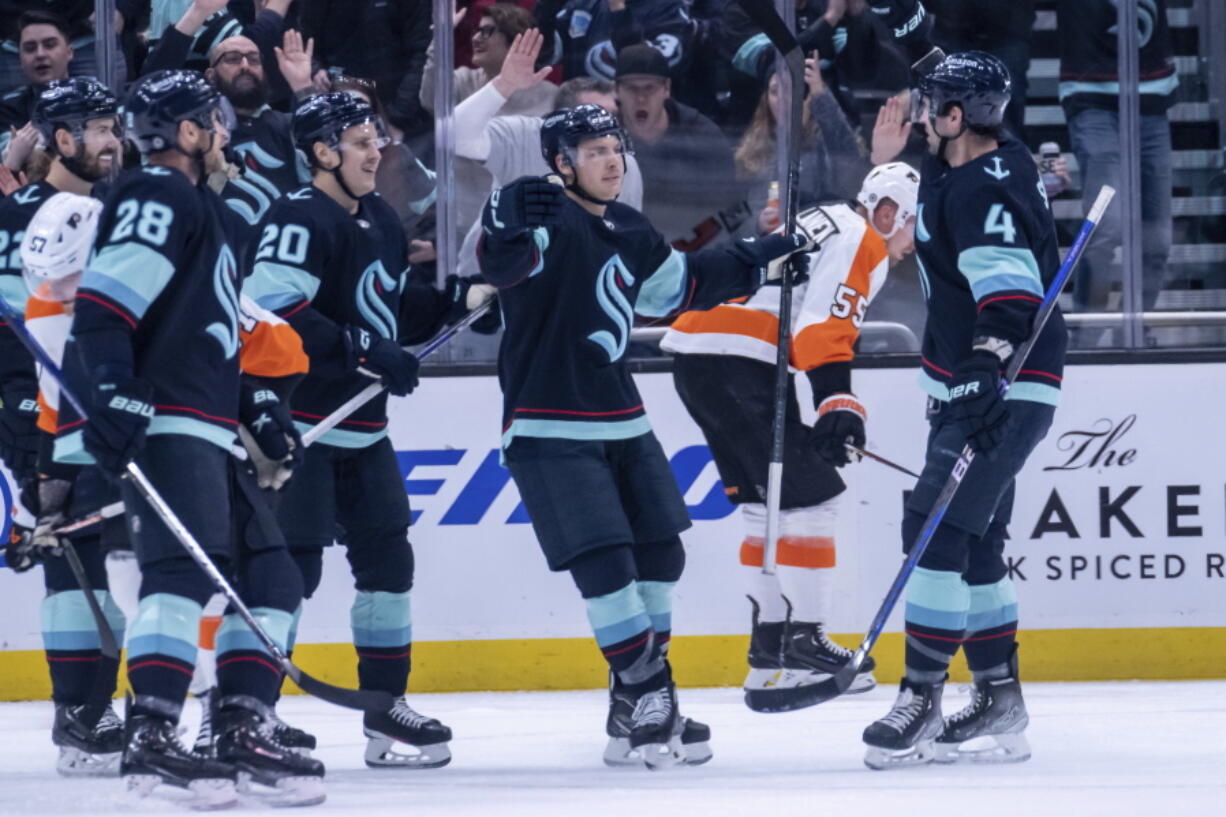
806 361 852 406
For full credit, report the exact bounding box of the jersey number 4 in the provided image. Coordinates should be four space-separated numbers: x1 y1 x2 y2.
984 203 1017 244
831 284 867 327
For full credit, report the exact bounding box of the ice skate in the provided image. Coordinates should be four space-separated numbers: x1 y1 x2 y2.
936 652 1030 764
267 706 318 754
215 696 326 807
627 670 686 771
745 614 875 712
363 696 452 769
52 702 123 777
603 672 711 767
742 601 787 712
781 620 876 692
121 711 237 810
192 688 217 758
862 677 945 770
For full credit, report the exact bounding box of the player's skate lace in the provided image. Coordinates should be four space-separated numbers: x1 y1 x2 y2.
388 697 434 729
816 627 854 660
880 689 925 732
944 685 987 728
631 689 672 728
96 705 123 735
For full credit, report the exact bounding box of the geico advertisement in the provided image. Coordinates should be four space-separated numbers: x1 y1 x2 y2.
1 364 1223 652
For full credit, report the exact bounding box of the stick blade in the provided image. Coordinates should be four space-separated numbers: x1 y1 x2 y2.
286 666 396 714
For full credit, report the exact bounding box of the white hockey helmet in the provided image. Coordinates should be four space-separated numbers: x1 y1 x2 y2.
22 192 102 302
857 162 921 239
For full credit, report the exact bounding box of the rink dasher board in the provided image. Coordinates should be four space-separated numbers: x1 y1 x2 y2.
2 362 1224 698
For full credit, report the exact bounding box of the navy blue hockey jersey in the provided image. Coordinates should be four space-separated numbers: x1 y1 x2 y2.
0 181 59 389
914 138 1066 406
57 166 244 462
478 190 766 448
242 185 455 447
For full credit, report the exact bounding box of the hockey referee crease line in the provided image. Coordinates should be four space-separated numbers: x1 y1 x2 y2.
0 298 391 715
813 186 1118 708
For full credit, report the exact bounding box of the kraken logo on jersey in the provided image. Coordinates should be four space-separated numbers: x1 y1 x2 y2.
588 254 636 363
357 260 399 340
916 203 931 243
1109 0 1158 48
206 244 240 359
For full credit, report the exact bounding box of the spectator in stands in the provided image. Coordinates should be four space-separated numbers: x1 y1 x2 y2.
736 55 867 234
1058 0 1176 315
453 0 536 73
299 0 432 149
718 0 908 136
615 42 746 249
927 0 1035 141
421 8 558 241
0 2 134 92
1 12 76 171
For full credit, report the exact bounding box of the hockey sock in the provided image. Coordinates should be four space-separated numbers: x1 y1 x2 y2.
351 590 412 695
127 592 203 719
216 607 295 706
962 577 1019 679
774 501 839 623
188 596 225 696
739 504 788 621
41 589 126 705
636 581 675 658
632 537 685 659
584 581 665 692
903 567 969 684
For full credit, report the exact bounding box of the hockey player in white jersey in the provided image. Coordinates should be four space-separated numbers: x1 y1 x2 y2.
663 162 920 712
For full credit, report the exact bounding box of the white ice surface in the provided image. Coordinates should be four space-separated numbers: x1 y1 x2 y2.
0 681 1222 817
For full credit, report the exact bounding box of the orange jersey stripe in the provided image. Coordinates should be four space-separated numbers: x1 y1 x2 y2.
790 230 887 371
239 320 309 379
668 303 779 346
739 536 837 569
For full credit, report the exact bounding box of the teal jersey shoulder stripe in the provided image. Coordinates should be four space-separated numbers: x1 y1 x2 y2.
958 245 1043 300
82 242 176 320
245 260 322 312
635 248 689 318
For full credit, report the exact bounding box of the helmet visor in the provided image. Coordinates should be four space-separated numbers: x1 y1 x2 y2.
24 268 82 302
563 132 631 167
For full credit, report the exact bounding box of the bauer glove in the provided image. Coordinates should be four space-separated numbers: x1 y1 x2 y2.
237 376 303 491
483 176 567 236
946 351 1008 454
811 394 867 468
344 326 420 396
83 367 154 477
0 380 40 481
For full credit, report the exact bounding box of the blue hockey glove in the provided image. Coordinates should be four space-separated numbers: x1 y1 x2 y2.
344 326 420 397
0 381 40 481
946 351 1008 454
83 367 154 477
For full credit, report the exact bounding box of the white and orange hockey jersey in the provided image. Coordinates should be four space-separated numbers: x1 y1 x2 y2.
661 203 889 373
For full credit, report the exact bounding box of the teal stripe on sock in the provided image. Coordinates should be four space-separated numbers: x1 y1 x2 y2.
967 578 1019 632
586 583 650 648
216 607 294 655
905 568 970 631
126 592 203 665
351 590 412 648
637 580 675 636
41 590 101 650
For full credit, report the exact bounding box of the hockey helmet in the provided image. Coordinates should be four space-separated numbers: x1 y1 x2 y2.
911 51 1011 130
21 192 103 302
292 91 386 163
857 162 921 239
539 103 631 175
31 77 120 148
125 70 227 155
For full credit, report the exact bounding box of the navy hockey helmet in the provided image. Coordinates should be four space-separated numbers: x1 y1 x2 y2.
911 51 1012 131
540 103 631 175
125 69 225 155
31 77 120 147
292 91 383 162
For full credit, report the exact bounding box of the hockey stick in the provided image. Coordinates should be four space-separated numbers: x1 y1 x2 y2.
301 298 495 447
801 185 1116 707
0 301 393 714
848 445 922 479
737 0 805 576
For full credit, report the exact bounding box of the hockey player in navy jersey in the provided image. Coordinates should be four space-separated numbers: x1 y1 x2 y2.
58 70 323 807
243 92 485 770
861 52 1066 770
0 78 128 777
478 104 809 769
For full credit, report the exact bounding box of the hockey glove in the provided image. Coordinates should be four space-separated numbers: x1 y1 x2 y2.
729 233 808 286
344 326 420 397
0 381 41 481
484 176 567 236
10 477 76 571
442 274 500 328
812 394 867 468
946 351 1008 455
237 377 303 491
83 368 154 477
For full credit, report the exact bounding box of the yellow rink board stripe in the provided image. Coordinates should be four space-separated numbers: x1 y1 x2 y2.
2 627 1224 701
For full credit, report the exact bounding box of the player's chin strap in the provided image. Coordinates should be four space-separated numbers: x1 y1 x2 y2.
560 155 622 206
171 130 215 186
330 152 365 203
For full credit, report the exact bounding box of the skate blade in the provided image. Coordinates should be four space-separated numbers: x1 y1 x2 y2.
633 736 685 771
934 731 1031 765
238 772 327 807
844 671 878 695
863 739 937 771
363 729 451 769
125 773 238 810
603 736 711 768
57 746 121 777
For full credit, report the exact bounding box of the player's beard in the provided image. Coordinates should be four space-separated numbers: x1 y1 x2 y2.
217 69 269 112
65 144 117 183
